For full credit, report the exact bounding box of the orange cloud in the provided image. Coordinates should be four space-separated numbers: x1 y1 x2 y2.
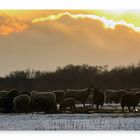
25 12 140 67
0 12 140 75
1 12 140 36
30 12 140 50
32 12 140 33
0 14 29 35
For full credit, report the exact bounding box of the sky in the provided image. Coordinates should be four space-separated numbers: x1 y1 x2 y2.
0 10 140 76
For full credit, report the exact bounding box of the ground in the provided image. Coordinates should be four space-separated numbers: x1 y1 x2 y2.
0 104 140 130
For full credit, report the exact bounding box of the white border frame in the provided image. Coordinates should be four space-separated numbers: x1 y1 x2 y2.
0 0 140 139
0 0 140 9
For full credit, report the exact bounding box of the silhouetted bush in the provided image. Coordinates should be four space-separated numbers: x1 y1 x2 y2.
0 63 140 91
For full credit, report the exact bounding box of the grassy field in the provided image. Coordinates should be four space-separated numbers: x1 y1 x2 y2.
0 104 140 130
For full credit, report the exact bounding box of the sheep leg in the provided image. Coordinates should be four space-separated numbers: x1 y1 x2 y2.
101 105 103 110
92 103 93 108
132 106 136 112
83 102 86 108
128 106 131 112
96 105 99 110
122 107 124 113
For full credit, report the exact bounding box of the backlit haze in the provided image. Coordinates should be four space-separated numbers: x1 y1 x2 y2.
0 10 140 76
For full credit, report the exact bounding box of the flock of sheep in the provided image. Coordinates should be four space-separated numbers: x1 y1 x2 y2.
0 84 140 114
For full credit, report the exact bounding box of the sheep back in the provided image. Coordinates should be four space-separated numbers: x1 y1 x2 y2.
63 89 89 103
31 92 56 112
121 93 139 107
13 94 30 113
0 91 8 98
60 98 76 110
52 90 65 103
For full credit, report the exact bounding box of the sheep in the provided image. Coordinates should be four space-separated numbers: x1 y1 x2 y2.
114 89 127 103
104 89 127 104
52 90 65 104
13 94 30 113
92 88 104 110
104 89 116 103
136 91 140 94
33 97 57 113
31 92 57 113
0 97 8 112
59 98 76 111
63 84 94 108
0 91 8 98
136 91 140 103
131 88 140 92
30 90 37 97
121 93 140 112
6 89 19 98
0 89 19 113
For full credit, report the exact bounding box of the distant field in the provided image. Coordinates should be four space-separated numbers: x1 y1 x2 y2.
0 104 140 130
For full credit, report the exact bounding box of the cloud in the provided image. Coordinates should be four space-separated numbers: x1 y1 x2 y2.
30 12 140 53
30 12 140 50
1 11 140 36
32 12 140 33
0 11 140 75
0 14 29 35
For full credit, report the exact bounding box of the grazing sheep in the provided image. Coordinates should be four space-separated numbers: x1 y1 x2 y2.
105 89 127 104
31 92 56 113
131 88 140 92
59 98 76 111
13 94 30 113
0 89 19 113
52 90 65 104
121 93 140 112
30 90 37 97
136 91 140 103
6 89 19 98
33 97 57 113
104 89 115 103
136 91 140 95
92 88 104 110
0 97 8 112
115 89 127 103
63 84 94 108
0 91 8 98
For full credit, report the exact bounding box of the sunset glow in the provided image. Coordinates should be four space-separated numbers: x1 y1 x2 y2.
32 12 140 33
1 10 140 36
0 10 140 76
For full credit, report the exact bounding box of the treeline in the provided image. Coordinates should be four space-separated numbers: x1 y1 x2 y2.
0 63 140 91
